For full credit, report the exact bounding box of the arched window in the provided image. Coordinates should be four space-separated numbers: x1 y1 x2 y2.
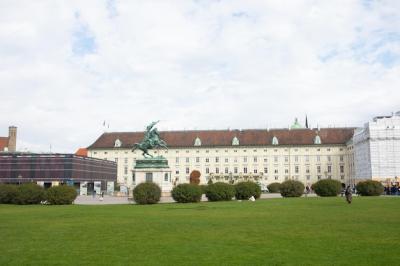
194 137 202 146
314 135 321 145
232 136 239 146
114 139 122 148
272 136 279 145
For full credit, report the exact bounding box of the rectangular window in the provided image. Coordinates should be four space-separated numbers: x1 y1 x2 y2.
340 165 344 173
264 158 268 163
225 167 229 174
306 167 310 174
340 156 344 162
275 176 279 180
215 157 219 163
186 167 190 174
206 168 209 174
307 175 310 180
295 156 298 162
317 165 321 173
243 157 247 163
295 166 299 174
327 165 332 173
124 158 128 164
196 157 200 163
327 156 331 162
274 156 278 163
253 169 257 174
274 169 278 174
164 173 169 182
205 158 209 163
285 169 289 174
186 157 189 163
225 158 229 163
243 167 248 174
175 170 179 174
253 157 257 163
264 167 268 173
146 172 153 182
234 157 238 163
124 166 128 175
216 167 219 174
305 155 309 162
234 167 238 174
341 175 345 180
285 156 289 162
175 157 179 163
317 156 320 162
317 175 322 180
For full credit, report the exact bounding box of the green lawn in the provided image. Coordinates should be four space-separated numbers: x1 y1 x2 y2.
0 197 398 266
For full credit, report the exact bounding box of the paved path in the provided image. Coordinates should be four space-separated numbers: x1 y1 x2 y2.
74 193 319 205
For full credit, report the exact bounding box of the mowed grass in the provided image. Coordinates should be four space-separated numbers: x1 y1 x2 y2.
0 197 399 266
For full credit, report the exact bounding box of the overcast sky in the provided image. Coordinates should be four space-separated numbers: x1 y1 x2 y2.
0 0 399 153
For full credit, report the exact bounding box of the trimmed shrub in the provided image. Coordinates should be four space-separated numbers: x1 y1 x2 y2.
199 185 208 194
356 180 384 196
280 180 304 197
133 182 161 204
14 183 46 205
205 182 235 201
312 179 342 197
0 184 18 204
171 184 202 203
267 182 281 193
235 181 261 200
46 185 78 205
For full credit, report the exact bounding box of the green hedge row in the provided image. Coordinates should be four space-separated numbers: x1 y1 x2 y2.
0 183 78 205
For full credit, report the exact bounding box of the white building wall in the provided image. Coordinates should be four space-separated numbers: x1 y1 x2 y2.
88 144 351 187
353 114 400 181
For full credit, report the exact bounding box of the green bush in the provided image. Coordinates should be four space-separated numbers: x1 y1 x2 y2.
312 179 342 197
133 182 161 204
14 183 46 205
235 181 261 200
356 180 384 196
280 180 304 197
46 185 78 205
205 182 235 201
199 185 208 194
171 184 202 203
0 184 18 204
267 182 281 193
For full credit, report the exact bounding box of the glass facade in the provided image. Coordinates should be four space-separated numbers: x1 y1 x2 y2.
0 153 117 183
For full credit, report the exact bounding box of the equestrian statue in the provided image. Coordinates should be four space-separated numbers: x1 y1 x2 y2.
132 121 168 158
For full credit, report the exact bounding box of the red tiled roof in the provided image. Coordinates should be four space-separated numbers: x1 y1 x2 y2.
75 148 88 157
87 128 355 149
0 137 9 151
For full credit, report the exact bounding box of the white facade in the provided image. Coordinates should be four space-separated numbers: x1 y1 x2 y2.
353 113 400 181
88 144 351 188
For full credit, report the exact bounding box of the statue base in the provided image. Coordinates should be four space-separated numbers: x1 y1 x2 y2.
131 156 172 197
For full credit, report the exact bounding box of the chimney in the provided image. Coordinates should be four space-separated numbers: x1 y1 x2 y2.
8 126 17 152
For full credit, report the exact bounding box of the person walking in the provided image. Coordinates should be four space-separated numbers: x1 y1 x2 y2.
345 185 352 204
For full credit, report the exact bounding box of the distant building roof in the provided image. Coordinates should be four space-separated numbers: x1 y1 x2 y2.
87 128 355 149
0 137 9 151
75 148 88 157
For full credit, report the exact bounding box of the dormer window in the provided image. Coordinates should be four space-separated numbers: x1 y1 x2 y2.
232 136 239 146
114 139 122 148
194 137 202 146
272 136 279 145
314 135 321 145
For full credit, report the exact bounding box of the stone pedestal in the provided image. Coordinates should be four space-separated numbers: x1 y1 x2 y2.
131 156 172 196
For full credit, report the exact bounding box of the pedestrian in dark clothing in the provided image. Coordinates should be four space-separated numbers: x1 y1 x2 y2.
345 185 352 204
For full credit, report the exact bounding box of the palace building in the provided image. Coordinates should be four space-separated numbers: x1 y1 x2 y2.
87 120 355 189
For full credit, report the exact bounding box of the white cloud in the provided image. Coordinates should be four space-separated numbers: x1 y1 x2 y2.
0 0 399 152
